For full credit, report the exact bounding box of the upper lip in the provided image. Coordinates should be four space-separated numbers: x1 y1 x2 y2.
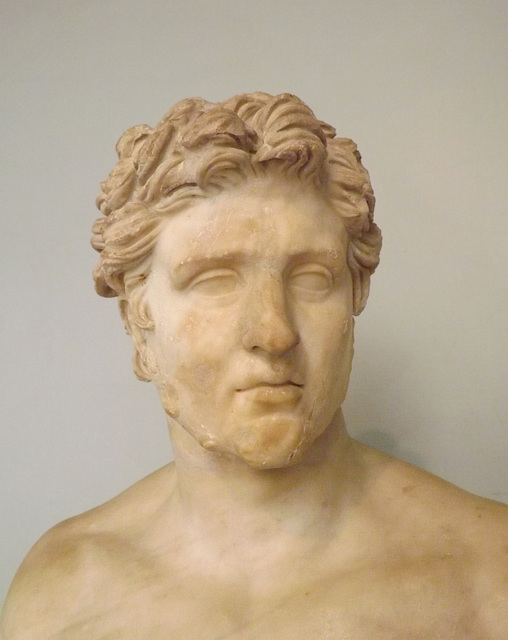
237 375 304 391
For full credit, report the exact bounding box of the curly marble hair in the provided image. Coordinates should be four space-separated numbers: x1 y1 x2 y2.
91 92 381 380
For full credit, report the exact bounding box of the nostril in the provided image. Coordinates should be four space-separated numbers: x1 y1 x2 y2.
241 281 299 355
242 324 299 355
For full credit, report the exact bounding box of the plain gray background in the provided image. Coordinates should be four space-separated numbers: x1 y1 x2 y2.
1 0 507 603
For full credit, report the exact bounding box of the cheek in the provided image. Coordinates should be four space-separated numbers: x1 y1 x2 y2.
171 309 229 396
327 316 353 363
176 360 220 398
328 319 354 398
300 300 351 351
305 313 353 389
154 310 226 418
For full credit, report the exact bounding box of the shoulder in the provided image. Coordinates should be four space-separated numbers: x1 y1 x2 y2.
355 441 508 636
0 522 107 638
354 439 508 528
356 440 508 553
0 465 175 639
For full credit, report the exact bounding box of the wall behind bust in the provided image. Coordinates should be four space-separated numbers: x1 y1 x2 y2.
1 0 507 602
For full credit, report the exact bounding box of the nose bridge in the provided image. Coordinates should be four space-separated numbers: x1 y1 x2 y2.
242 270 299 355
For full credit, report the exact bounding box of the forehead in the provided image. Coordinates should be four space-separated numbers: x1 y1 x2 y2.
152 178 348 268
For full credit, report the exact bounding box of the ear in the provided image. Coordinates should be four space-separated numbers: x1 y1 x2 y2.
118 298 157 382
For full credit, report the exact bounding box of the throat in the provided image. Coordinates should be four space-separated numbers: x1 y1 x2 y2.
165 411 362 560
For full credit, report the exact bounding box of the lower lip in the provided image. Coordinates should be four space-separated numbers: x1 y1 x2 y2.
240 385 303 405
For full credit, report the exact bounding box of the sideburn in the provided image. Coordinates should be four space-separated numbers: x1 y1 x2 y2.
160 381 181 419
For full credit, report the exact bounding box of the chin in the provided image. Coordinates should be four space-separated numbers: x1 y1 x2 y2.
230 414 313 470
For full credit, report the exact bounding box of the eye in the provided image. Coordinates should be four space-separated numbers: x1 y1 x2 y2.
190 269 240 296
289 265 333 293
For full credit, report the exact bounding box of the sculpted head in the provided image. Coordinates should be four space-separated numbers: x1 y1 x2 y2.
91 92 381 468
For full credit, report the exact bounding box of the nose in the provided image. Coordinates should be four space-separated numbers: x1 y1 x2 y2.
241 273 300 356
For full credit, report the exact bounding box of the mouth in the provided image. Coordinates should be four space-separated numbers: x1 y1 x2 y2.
237 382 303 405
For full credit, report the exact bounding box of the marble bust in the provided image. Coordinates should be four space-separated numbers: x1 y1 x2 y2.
1 93 507 639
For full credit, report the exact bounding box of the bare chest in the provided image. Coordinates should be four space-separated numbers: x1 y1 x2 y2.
50 558 483 640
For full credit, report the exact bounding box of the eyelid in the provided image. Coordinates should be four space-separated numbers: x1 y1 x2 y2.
188 268 241 296
190 267 237 284
291 263 333 275
288 264 334 294
290 264 334 280
171 256 243 289
288 253 346 275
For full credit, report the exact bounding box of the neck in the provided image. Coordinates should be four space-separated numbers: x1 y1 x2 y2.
165 411 364 557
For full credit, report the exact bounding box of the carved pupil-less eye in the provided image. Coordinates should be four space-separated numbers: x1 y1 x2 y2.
190 270 239 296
290 266 333 292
